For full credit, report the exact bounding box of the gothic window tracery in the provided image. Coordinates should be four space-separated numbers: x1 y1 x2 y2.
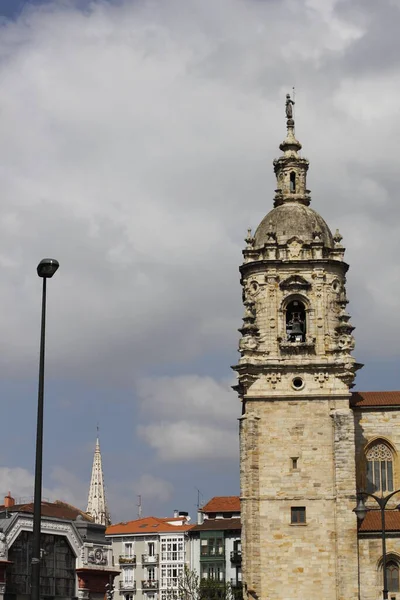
366 442 394 493
387 561 400 592
286 300 306 342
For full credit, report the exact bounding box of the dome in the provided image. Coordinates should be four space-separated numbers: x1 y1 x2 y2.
254 202 333 249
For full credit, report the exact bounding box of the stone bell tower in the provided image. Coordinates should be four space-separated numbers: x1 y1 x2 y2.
233 96 361 600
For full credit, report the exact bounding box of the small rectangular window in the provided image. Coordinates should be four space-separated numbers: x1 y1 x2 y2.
291 457 298 470
291 507 306 524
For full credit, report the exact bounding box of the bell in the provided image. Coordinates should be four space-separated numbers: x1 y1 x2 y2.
291 322 303 335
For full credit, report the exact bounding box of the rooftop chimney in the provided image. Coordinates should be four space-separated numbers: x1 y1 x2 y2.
173 509 179 518
4 492 15 508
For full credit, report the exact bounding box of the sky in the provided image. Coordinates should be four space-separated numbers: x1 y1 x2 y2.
0 0 399 523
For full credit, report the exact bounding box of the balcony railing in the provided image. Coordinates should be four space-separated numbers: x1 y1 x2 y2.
119 555 136 565
230 550 242 564
119 581 136 591
141 554 159 564
141 580 159 590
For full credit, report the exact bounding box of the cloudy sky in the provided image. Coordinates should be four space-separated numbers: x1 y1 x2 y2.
0 0 398 522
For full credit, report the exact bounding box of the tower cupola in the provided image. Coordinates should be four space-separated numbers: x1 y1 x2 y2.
273 93 310 207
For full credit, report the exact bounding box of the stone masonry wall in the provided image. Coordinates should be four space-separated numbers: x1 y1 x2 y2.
244 397 358 600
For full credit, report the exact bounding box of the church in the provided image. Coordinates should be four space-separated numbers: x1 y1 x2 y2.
234 95 400 600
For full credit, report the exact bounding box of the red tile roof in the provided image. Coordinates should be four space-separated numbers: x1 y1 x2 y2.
191 518 241 532
201 496 240 514
359 510 400 532
106 516 193 536
351 391 400 408
0 500 93 522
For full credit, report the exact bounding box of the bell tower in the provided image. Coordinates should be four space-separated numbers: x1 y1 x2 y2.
234 96 361 600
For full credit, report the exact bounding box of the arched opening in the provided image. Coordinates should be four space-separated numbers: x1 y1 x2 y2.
290 172 296 193
387 561 400 592
7 531 75 597
366 441 394 493
286 300 306 342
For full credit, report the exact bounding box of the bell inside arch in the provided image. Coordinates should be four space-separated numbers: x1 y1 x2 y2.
286 301 306 342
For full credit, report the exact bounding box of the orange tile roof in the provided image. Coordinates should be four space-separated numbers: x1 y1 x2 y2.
351 391 400 408
201 496 240 514
359 510 400 532
106 516 193 536
0 500 93 522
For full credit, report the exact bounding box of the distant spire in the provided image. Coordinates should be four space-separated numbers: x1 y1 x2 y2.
86 433 111 526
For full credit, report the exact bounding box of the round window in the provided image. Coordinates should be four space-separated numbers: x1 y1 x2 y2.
292 377 304 391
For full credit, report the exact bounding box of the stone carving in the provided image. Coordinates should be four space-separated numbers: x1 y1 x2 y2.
314 372 329 388
287 239 303 259
88 547 107 566
266 222 276 243
245 228 255 249
0 532 7 559
285 93 295 119
333 229 343 247
238 299 260 356
266 373 281 389
279 275 311 291
247 280 260 296
7 518 80 556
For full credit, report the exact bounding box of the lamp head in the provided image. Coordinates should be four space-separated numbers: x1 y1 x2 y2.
37 258 59 278
353 497 368 522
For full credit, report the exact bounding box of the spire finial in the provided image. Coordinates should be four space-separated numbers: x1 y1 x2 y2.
273 93 310 207
285 93 295 124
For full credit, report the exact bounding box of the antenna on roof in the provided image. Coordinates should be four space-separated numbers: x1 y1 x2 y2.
195 487 203 509
137 495 142 519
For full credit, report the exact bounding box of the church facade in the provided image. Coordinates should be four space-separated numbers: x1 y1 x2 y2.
234 97 400 600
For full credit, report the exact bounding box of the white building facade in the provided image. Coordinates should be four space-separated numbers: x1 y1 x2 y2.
106 513 191 600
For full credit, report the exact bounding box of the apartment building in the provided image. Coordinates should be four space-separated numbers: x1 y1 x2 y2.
189 496 241 591
106 512 192 600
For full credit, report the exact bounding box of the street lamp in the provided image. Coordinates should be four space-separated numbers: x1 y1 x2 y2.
31 259 59 600
354 489 400 600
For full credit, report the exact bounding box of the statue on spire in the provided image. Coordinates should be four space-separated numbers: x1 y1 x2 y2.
285 93 295 120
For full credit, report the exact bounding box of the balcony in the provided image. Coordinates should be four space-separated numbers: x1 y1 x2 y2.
119 555 136 565
230 550 242 565
119 581 136 592
141 554 159 564
141 580 159 591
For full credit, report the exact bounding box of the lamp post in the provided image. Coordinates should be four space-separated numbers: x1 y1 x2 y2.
354 489 400 600
31 259 59 600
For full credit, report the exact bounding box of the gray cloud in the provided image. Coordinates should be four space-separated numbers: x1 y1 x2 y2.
0 0 398 518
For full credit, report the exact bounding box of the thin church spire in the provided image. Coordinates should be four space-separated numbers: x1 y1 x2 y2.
86 432 111 526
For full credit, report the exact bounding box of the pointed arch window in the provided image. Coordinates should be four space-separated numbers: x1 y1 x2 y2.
286 300 306 342
387 561 399 592
290 172 296 193
366 443 394 493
